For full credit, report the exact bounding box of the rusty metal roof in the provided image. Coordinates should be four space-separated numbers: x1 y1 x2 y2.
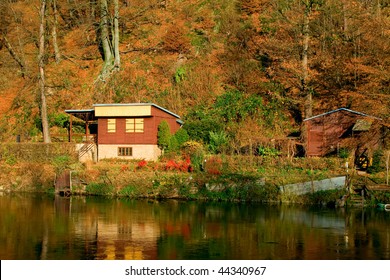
303 108 381 122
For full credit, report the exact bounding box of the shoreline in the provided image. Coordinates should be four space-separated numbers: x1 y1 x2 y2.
1 149 388 207
1 170 348 207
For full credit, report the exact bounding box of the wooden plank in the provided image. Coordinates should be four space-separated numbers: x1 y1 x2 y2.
366 184 390 191
55 170 71 193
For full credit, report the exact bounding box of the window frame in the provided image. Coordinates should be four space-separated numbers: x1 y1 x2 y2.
118 147 133 156
107 119 116 133
125 118 144 133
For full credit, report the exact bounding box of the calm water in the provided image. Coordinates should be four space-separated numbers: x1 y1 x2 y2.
0 193 389 260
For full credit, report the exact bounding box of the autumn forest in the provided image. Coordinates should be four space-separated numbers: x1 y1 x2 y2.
0 0 389 149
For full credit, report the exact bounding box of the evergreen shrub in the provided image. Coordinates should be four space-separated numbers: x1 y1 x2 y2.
85 183 115 196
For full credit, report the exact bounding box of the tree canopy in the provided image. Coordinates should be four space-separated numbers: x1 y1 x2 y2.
0 0 388 143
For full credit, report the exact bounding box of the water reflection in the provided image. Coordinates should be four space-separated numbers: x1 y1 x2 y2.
0 193 389 260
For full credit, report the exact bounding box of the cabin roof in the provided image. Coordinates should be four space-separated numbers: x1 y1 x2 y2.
64 109 96 122
303 108 381 122
92 103 181 119
65 103 181 121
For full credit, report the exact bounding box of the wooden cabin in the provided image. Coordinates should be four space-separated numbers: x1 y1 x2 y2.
303 108 384 160
66 103 182 161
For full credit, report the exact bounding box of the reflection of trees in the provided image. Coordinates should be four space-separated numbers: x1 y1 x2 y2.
344 209 390 260
155 203 390 260
1 195 390 260
0 194 93 259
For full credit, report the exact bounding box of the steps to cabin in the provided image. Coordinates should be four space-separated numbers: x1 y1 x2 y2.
346 172 390 208
346 177 367 207
347 194 365 207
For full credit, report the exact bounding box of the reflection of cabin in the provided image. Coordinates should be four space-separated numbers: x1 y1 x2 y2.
303 108 385 158
65 103 182 161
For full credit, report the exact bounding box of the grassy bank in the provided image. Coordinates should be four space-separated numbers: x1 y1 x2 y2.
4 142 389 206
0 144 353 205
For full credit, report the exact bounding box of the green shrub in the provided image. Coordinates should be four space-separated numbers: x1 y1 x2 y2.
5 154 17 165
303 189 346 207
168 135 180 153
209 131 229 154
257 146 280 157
367 150 384 174
174 66 186 84
52 155 73 174
182 106 223 143
157 120 171 153
338 148 349 159
85 183 114 196
118 185 138 197
181 141 205 171
50 113 69 128
183 118 223 143
174 128 190 147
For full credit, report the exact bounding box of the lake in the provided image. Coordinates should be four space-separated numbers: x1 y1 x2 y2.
0 193 389 260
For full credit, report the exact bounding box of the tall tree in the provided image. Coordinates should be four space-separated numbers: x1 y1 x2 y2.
99 0 120 80
51 0 61 63
0 0 26 77
113 0 120 69
2 36 26 77
301 0 317 118
39 0 51 143
256 0 324 119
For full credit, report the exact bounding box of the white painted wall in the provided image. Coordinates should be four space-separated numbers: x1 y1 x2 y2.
98 144 162 161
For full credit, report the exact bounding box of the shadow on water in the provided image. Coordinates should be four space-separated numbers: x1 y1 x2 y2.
0 193 389 260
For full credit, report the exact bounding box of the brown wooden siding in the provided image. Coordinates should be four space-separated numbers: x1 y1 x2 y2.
98 106 181 145
306 121 324 156
306 110 372 156
151 106 181 134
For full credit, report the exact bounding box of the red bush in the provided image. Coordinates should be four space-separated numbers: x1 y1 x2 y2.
205 156 222 175
135 160 148 170
120 165 129 172
164 158 192 172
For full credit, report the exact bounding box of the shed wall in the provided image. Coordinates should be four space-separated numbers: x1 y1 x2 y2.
306 111 370 156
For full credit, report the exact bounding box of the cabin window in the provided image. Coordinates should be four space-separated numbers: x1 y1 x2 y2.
126 118 144 133
107 119 116 133
118 147 132 156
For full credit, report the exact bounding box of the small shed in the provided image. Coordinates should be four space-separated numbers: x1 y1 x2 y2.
303 108 383 157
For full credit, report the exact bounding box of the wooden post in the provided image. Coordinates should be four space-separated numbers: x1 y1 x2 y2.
69 114 73 142
85 120 89 143
69 170 72 193
386 150 389 186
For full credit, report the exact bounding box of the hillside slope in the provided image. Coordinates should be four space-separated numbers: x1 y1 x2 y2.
0 0 389 145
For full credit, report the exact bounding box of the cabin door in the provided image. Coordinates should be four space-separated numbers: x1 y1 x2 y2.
307 127 324 156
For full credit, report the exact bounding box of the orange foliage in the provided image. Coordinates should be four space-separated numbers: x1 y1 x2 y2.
0 0 388 141
162 24 191 54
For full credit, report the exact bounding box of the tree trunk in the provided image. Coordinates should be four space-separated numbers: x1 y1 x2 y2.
342 0 349 39
113 0 120 70
90 0 96 18
51 0 61 63
39 0 51 143
100 0 113 77
302 1 312 119
2 35 25 77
